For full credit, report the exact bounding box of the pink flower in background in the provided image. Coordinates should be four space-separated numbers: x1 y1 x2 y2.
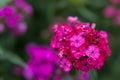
1 5 16 17
103 0 120 26
103 6 116 18
110 0 120 4
14 0 33 16
0 0 33 35
15 0 33 15
50 16 111 72
11 22 27 35
114 11 120 26
6 16 19 28
24 43 56 80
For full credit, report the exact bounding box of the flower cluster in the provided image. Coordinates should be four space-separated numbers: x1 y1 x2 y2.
0 0 33 35
51 16 111 72
103 0 120 26
23 43 65 80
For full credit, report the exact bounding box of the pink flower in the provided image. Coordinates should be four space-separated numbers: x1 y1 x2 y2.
51 36 60 48
74 57 90 72
50 16 111 72
23 3 33 16
103 1 120 26
103 6 116 18
2 5 16 17
60 58 72 72
0 0 33 36
85 45 100 60
15 0 33 16
67 16 78 23
91 23 96 29
6 16 18 28
99 30 108 39
70 34 85 47
71 47 84 59
56 24 73 36
95 58 104 70
11 22 27 35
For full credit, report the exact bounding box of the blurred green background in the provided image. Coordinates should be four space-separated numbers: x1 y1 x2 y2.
0 0 120 80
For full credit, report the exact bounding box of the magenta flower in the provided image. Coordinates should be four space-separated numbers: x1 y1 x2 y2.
14 0 33 16
71 46 84 59
60 58 72 72
99 30 108 39
23 43 68 80
50 16 111 72
53 76 63 80
0 0 33 35
2 5 16 17
70 33 85 47
85 45 100 60
6 16 19 28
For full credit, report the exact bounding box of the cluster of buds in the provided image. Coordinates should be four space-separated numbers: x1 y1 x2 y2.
0 0 33 35
51 16 111 72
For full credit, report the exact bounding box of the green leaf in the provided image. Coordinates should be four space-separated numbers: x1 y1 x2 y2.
86 0 108 8
46 2 56 23
0 35 15 49
65 76 73 80
89 70 98 80
0 47 26 68
78 7 98 22
0 77 3 80
0 0 11 8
